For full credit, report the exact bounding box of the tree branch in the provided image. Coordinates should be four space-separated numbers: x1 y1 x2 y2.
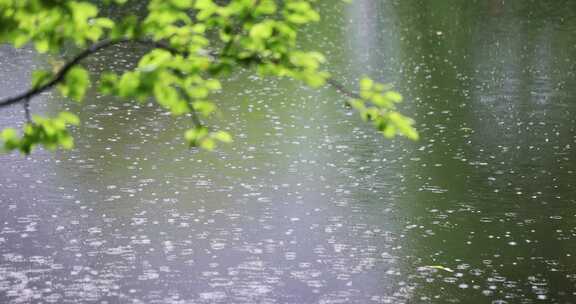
0 39 125 108
326 78 361 100
0 38 182 109
0 37 362 114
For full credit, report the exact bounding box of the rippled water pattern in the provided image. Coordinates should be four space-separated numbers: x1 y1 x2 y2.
1 0 576 303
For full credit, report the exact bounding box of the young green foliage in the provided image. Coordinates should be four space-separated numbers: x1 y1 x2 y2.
184 127 232 151
350 77 419 140
58 66 90 102
1 112 79 154
0 0 418 156
0 0 114 52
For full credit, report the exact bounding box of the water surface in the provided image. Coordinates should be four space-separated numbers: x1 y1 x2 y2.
1 0 576 303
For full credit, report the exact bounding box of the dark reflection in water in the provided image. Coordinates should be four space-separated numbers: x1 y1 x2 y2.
1 0 576 303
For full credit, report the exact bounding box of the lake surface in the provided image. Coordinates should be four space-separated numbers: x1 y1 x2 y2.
1 0 576 303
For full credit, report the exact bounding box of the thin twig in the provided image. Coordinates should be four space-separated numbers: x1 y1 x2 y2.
178 88 203 128
189 106 202 128
23 97 32 124
326 78 361 100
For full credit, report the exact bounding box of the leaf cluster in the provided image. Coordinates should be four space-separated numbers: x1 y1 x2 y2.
1 112 79 154
0 0 418 155
350 78 419 140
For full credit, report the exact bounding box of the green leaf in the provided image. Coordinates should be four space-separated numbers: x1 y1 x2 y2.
34 39 50 53
187 86 209 99
385 91 403 103
250 22 273 40
31 70 53 89
360 77 373 91
170 0 193 9
255 0 277 15
205 79 221 91
382 124 396 138
58 66 90 102
58 112 80 125
200 138 215 150
154 83 179 108
212 131 232 143
185 126 209 147
118 72 141 97
95 17 115 29
69 2 98 24
193 101 216 116
1 128 17 141
59 134 74 149
99 72 119 95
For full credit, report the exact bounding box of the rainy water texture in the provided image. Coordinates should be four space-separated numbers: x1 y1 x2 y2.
1 0 576 303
